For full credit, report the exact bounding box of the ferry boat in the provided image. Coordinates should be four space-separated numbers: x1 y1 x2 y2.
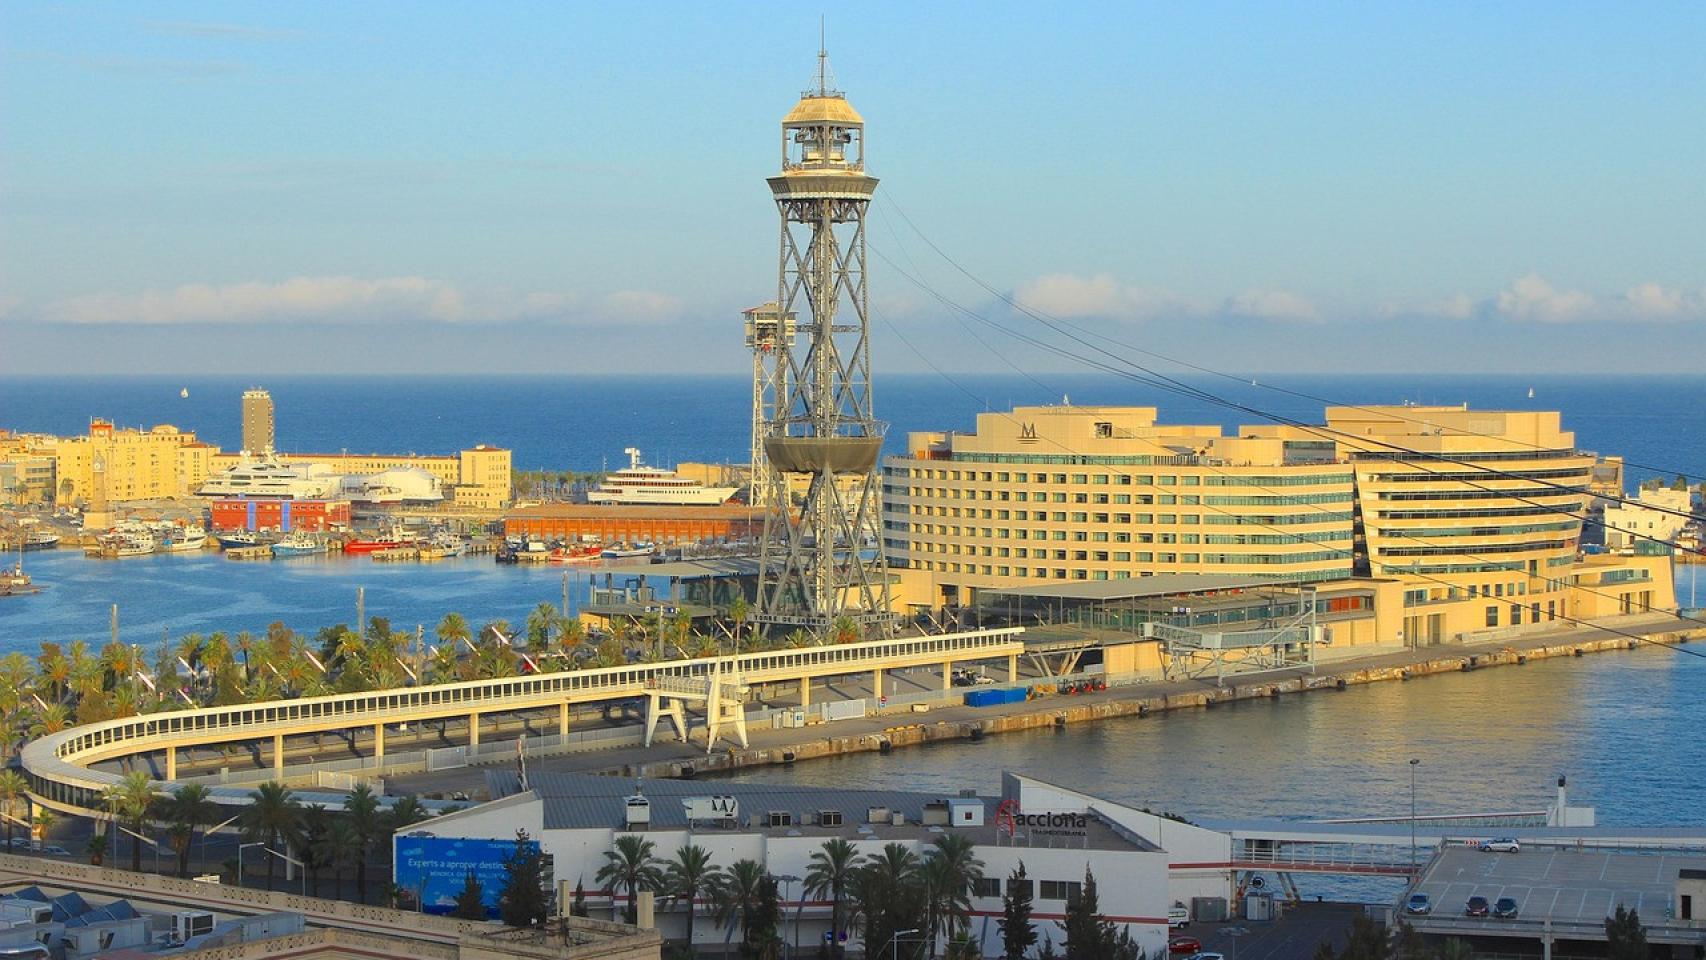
343 525 417 555
158 525 208 553
586 448 738 505
197 458 342 500
270 531 326 557
20 532 60 552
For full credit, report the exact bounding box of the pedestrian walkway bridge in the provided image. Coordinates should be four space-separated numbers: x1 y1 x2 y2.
20 627 1025 816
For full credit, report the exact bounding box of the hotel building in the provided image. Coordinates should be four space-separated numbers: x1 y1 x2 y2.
882 403 1673 644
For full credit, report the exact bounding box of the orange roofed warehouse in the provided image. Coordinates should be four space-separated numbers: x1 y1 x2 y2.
503 503 765 544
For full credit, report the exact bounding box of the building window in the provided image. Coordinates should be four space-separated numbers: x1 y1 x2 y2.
973 877 1001 898
1040 880 1083 901
1510 604 1522 625
1006 876 1033 898
1485 606 1498 627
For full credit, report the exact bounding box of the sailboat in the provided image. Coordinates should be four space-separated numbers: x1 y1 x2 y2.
1527 387 1535 399
180 387 190 398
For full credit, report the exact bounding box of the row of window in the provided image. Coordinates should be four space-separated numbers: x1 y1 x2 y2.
1380 486 1587 501
1372 467 1590 483
890 467 1349 488
970 877 1083 901
901 559 1350 582
1378 538 1572 557
1485 601 1560 627
1371 520 1578 538
1377 504 1580 520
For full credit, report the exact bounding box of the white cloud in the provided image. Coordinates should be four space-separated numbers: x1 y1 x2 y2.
1014 273 1192 321
1623 282 1690 318
1224 288 1319 322
1495 274 1596 323
34 276 681 326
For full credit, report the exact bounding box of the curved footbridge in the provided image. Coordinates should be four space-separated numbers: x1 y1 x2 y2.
21 628 1026 816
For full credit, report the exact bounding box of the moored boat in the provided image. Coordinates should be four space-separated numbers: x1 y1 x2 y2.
547 545 603 564
586 447 738 505
270 531 327 557
343 525 416 554
601 542 654 559
417 532 466 560
218 530 261 550
158 524 209 553
21 532 61 552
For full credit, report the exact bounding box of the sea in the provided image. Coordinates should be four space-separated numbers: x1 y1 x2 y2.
2 372 1703 877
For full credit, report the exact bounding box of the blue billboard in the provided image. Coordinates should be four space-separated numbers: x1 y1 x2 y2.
394 835 542 917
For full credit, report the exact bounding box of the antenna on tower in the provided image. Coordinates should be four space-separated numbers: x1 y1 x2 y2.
805 17 840 98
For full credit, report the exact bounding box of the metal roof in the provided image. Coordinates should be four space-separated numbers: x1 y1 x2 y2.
980 574 1290 603
487 770 976 832
595 558 761 580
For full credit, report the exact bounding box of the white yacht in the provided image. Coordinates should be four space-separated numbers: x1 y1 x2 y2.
197 458 343 500
158 524 208 552
586 448 737 506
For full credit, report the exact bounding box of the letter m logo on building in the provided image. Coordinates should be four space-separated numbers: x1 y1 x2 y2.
1018 423 1039 444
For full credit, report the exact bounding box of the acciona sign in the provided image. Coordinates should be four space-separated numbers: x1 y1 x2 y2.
995 799 1088 839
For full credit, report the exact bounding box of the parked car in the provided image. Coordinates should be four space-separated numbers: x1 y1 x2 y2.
1405 893 1433 915
4 838 30 850
1188 953 1227 960
1170 936 1203 954
1168 906 1191 929
41 845 70 857
1493 897 1520 919
1465 896 1491 917
1479 837 1521 853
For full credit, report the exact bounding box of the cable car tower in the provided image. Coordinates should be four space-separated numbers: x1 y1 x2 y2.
753 44 895 637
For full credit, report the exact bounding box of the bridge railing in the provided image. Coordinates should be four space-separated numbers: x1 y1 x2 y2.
21 627 1024 812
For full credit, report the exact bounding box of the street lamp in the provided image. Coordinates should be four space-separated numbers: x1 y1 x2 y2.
201 813 242 873
774 874 802 960
1409 758 1421 874
267 846 308 896
888 928 920 960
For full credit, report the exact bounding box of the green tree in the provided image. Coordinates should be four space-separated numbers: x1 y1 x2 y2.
0 769 26 851
1058 866 1115 960
1392 921 1428 960
806 838 866 959
571 879 589 917
453 873 488 920
999 862 1037 960
161 783 217 878
86 832 109 867
665 843 718 946
713 859 770 948
597 834 665 924
498 829 550 929
241 781 301 891
112 770 159 873
295 804 331 895
727 595 750 653
344 784 383 903
924 833 985 951
851 844 925 960
1340 914 1390 960
1435 939 1473 960
1605 905 1647 960
315 819 359 900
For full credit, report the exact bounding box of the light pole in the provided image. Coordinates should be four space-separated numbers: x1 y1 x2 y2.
267 847 307 896
1409 758 1421 875
775 873 802 960
201 813 242 874
889 928 920 960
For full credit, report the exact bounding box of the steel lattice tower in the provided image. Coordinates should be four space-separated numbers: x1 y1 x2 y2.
753 47 895 637
743 302 793 508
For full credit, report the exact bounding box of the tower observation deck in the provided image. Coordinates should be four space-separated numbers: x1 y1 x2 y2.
754 45 895 636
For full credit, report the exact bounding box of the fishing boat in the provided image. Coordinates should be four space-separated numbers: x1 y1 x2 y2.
270 531 326 557
417 532 466 560
600 542 655 559
94 530 157 558
497 539 551 564
547 545 603 564
342 525 417 555
217 530 261 550
0 562 34 597
158 524 208 553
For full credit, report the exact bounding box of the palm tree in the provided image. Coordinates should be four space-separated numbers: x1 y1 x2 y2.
784 629 815 649
727 595 750 653
0 769 26 851
806 838 866 958
112 770 159 872
242 781 301 890
664 843 717 945
31 808 56 853
386 795 430 832
86 832 109 867
923 834 984 954
344 784 383 903
711 858 770 947
853 843 922 960
558 616 587 662
526 602 563 651
161 783 217 878
316 818 359 899
831 615 860 645
295 804 331 895
596 834 665 924
437 612 471 651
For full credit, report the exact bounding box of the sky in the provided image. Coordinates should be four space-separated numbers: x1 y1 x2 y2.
2 2 1705 375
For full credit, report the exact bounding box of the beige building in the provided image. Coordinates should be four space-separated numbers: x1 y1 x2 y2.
1602 486 1693 552
44 419 218 504
241 387 275 454
883 403 1675 644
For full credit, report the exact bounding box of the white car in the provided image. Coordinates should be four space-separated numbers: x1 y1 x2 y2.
1168 906 1190 929
1479 838 1521 853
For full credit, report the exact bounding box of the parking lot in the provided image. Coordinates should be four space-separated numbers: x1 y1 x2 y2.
1412 845 1703 927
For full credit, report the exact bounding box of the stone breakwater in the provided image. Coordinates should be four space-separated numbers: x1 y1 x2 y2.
609 622 1704 781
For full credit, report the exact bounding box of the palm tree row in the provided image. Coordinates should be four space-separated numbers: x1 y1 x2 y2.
1 601 872 768
592 834 983 960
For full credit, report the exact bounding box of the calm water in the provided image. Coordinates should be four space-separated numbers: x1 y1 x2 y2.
2 373 1703 482
724 642 1706 898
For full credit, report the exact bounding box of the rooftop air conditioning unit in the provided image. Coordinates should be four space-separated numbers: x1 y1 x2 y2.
819 810 844 827
624 794 652 829
173 911 216 942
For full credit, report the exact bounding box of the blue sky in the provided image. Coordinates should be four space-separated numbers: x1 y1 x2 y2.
3 2 1704 374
